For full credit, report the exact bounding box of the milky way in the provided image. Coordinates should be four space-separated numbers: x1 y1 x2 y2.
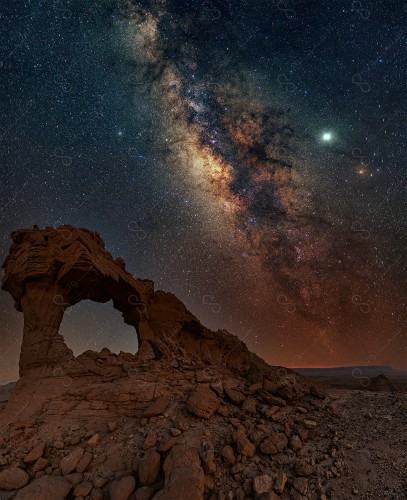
0 0 406 383
119 0 406 341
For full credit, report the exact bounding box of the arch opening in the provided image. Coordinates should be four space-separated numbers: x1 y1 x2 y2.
59 299 139 356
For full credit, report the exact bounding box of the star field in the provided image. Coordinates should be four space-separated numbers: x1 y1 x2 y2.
0 0 406 383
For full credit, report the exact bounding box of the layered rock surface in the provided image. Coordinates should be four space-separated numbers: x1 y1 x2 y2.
1 225 267 377
2 225 389 499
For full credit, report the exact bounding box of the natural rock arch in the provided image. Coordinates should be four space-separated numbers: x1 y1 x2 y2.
2 225 258 377
58 299 139 357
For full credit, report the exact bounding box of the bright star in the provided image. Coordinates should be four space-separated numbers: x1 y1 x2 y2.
322 132 332 141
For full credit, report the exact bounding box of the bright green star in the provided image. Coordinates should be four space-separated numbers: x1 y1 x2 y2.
322 132 332 141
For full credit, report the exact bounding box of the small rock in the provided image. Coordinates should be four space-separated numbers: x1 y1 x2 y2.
289 435 302 452
186 386 220 419
24 442 45 463
87 433 100 447
170 428 181 437
54 441 64 450
242 397 257 414
74 481 93 497
110 475 136 500
233 431 255 458
59 447 85 475
158 436 178 453
201 448 217 474
32 457 49 473
76 451 92 473
295 459 314 477
108 421 118 432
66 473 83 487
94 476 108 488
274 470 287 495
135 486 154 500
223 379 245 405
0 467 29 490
303 420 317 429
221 445 235 465
90 487 103 500
294 477 308 495
253 474 273 497
142 397 171 417
259 432 288 455
143 430 157 450
138 450 161 486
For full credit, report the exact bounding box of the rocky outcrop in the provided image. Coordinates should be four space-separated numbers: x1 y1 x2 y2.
2 225 268 377
369 374 399 393
0 225 333 500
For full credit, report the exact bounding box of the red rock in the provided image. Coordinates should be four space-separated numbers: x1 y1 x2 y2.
24 441 45 463
259 433 288 455
274 470 287 495
294 459 314 477
32 457 49 472
0 467 29 490
233 431 255 458
155 444 205 499
223 379 245 404
74 480 93 496
87 433 100 446
253 474 273 496
2 226 264 375
135 486 154 500
142 430 157 450
221 445 236 465
138 450 161 486
59 447 85 475
109 475 136 500
289 435 302 451
76 451 92 472
143 397 171 417
14 475 72 499
186 386 220 419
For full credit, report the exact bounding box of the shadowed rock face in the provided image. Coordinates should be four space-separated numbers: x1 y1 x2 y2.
1 225 262 376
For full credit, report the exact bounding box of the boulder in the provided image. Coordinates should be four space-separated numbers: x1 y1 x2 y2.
233 431 255 458
24 441 45 463
186 386 220 419
155 444 204 499
109 475 136 500
59 447 85 475
259 432 288 455
294 459 314 477
14 475 72 499
74 481 93 497
138 450 161 486
143 397 171 417
253 474 273 497
0 467 29 490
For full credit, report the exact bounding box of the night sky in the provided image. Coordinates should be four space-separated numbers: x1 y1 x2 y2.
1 0 406 383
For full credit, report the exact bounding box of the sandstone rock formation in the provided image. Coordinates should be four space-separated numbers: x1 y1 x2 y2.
2 225 269 377
0 225 352 500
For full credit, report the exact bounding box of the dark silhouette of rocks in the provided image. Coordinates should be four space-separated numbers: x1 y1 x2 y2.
369 374 399 393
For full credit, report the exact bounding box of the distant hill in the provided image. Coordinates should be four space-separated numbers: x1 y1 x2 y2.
292 366 407 391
